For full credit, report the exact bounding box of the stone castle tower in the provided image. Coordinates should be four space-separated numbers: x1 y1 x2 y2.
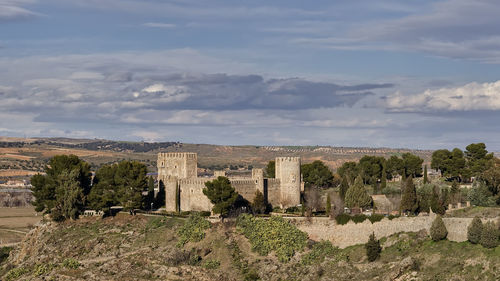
157 152 301 212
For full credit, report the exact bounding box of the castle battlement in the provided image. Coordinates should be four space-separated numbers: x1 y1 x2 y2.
275 157 300 162
158 152 197 159
178 178 209 185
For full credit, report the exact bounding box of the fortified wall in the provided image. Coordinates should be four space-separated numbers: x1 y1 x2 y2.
157 153 302 212
289 214 497 248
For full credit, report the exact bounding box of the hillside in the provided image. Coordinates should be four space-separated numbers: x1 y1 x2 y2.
0 137 433 181
1 214 499 281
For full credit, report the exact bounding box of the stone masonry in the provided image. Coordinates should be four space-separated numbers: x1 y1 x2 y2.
157 152 302 212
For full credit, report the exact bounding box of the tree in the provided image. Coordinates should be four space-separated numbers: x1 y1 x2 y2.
344 176 372 209
430 215 448 241
479 222 499 248
467 216 483 244
326 193 332 215
252 190 266 214
304 187 321 212
339 175 349 201
380 162 387 191
145 176 155 210
51 170 85 221
479 161 500 197
400 176 418 214
357 156 385 185
431 149 451 175
465 143 494 177
430 186 446 215
337 161 358 184
431 148 467 181
203 176 239 216
423 165 429 184
154 180 165 209
450 181 460 204
365 232 381 262
386 156 404 179
401 153 424 178
87 164 119 213
301 160 334 188
467 182 495 207
265 160 275 178
31 155 91 219
114 161 148 210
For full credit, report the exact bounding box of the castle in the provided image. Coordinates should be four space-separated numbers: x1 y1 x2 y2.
157 152 303 212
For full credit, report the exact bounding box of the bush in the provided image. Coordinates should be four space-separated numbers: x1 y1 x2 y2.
352 214 368 223
388 215 399 220
301 240 338 265
5 267 28 281
62 258 81 269
176 214 211 247
335 213 351 225
467 216 483 244
285 206 300 214
430 215 448 241
34 263 55 276
236 214 308 262
202 259 221 269
0 246 13 265
479 222 499 249
368 214 385 223
365 233 381 262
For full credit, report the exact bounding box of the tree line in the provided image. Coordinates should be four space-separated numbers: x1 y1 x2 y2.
31 155 162 221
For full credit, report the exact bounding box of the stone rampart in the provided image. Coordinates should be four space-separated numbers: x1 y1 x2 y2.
288 215 497 248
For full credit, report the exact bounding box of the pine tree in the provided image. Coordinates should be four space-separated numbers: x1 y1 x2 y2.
423 165 429 184
326 193 332 215
400 176 418 214
430 215 448 241
467 216 483 244
345 175 372 209
203 176 239 216
365 232 381 262
479 222 499 248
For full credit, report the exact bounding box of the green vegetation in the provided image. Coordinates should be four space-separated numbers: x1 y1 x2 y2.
467 216 483 244
176 214 211 247
229 240 260 281
365 233 381 262
430 215 448 241
301 160 334 188
344 176 372 209
4 267 28 281
236 214 308 262
479 222 499 249
203 176 239 216
202 259 221 269
400 176 418 214
0 247 12 265
301 240 338 265
252 190 266 214
334 213 387 225
265 160 275 178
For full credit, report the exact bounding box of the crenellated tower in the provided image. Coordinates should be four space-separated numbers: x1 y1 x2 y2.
275 157 301 208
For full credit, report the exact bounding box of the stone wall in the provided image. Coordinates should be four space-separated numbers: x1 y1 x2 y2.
265 178 281 207
289 215 496 248
178 178 212 212
232 179 259 202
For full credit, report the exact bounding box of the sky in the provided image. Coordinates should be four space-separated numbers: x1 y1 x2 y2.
1 0 500 150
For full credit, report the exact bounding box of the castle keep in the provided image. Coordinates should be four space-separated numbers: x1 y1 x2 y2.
157 152 302 212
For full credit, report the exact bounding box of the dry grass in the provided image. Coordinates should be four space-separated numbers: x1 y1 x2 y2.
0 170 39 177
0 207 41 230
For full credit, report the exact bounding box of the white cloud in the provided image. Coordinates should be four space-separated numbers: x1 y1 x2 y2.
385 80 500 112
0 0 39 22
142 22 176 28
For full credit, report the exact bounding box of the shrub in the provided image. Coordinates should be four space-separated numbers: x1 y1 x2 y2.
352 214 368 223
467 216 483 244
301 240 338 265
236 214 308 262
0 246 13 265
5 267 28 281
34 263 55 276
202 259 221 269
430 215 448 241
62 258 81 269
365 233 381 262
176 214 211 247
388 215 399 220
335 213 351 225
479 222 499 249
368 214 385 223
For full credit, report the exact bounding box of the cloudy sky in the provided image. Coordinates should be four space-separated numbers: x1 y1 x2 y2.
2 0 500 150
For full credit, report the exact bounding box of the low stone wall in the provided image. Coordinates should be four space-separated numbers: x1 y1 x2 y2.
288 215 496 248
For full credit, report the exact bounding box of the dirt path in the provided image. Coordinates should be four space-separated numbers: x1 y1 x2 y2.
0 228 28 234
79 249 142 265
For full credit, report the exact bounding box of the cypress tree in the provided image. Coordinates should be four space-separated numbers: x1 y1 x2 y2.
423 165 429 184
326 193 332 215
430 215 448 241
345 175 372 209
380 162 387 191
365 232 381 262
467 216 483 244
339 176 349 201
252 190 266 214
401 176 418 214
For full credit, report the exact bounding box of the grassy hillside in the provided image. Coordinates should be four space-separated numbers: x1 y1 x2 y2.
1 214 498 281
